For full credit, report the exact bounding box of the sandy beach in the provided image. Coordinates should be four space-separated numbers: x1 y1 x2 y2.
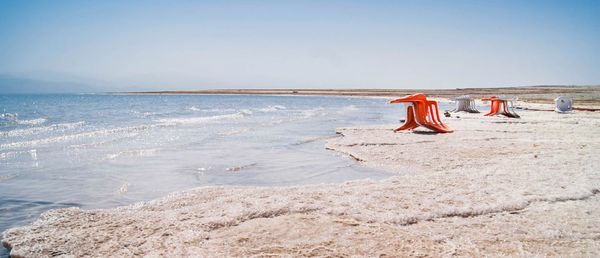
3 94 600 257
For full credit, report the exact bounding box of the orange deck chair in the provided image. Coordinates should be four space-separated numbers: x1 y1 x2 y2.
389 93 453 133
482 96 520 118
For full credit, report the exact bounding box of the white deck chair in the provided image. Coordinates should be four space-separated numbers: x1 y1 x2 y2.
452 95 479 113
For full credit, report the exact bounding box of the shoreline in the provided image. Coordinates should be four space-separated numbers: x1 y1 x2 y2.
125 85 600 108
3 101 600 256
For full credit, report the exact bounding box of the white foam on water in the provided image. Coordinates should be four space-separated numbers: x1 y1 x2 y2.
301 107 326 118
201 108 237 113
260 118 291 127
225 162 258 172
1 121 86 138
337 105 359 113
0 113 18 121
257 105 287 112
155 112 248 126
118 183 130 194
0 150 30 160
1 113 50 127
132 111 158 117
105 148 160 160
16 118 48 125
68 133 142 149
239 109 253 115
292 135 339 146
0 122 167 149
0 173 18 182
216 128 251 136
187 106 201 111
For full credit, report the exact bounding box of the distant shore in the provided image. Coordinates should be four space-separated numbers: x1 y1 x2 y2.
127 85 600 107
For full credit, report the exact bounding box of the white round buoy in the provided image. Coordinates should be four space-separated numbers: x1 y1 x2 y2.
555 96 572 113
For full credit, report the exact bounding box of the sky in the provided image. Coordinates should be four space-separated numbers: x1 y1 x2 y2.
0 0 599 92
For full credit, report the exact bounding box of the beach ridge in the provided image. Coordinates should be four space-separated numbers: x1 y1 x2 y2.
125 86 600 108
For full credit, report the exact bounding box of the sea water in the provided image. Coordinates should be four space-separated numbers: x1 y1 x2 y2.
0 94 451 255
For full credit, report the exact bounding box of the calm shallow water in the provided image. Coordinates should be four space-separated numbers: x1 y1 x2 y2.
0 94 451 255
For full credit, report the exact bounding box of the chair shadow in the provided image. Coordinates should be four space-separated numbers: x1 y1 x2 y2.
411 130 441 135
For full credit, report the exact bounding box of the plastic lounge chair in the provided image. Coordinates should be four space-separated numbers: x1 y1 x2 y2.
452 95 479 113
555 96 573 113
404 98 452 133
389 93 453 133
506 97 520 118
482 96 520 118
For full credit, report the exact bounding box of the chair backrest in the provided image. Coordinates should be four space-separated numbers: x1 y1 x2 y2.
555 96 573 112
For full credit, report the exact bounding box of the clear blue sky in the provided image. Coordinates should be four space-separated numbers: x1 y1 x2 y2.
0 0 599 92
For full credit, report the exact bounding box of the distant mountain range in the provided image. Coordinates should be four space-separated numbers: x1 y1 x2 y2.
0 75 105 94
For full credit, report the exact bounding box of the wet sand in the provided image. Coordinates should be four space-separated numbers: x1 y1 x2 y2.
3 100 600 257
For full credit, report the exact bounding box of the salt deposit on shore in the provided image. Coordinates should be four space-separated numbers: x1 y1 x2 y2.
3 106 600 257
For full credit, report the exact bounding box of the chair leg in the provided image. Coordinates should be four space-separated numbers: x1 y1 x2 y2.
505 101 520 118
395 105 419 131
425 102 453 133
501 101 510 117
485 101 497 116
429 102 449 129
